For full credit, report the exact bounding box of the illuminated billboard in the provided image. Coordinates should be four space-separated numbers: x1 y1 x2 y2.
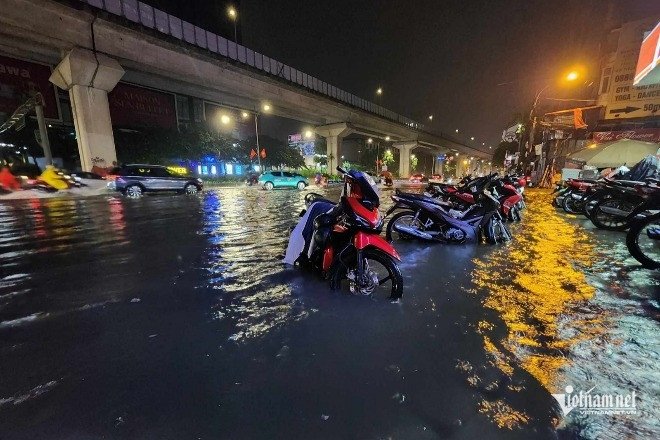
634 21 660 86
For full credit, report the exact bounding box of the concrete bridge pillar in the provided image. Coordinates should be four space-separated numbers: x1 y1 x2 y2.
50 48 124 171
315 123 353 174
393 141 418 178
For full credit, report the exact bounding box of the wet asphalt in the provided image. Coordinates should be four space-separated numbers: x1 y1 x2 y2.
0 186 657 439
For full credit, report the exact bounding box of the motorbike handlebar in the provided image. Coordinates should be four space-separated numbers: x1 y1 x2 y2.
336 166 348 175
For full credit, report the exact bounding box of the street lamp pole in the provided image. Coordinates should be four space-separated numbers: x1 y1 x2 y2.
254 113 262 170
228 6 238 43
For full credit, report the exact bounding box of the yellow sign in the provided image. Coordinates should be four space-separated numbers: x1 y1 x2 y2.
167 166 188 175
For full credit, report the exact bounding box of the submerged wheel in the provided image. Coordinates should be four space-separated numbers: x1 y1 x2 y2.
626 213 660 269
485 217 512 244
296 181 306 190
590 198 637 231
125 184 143 198
509 206 522 222
264 181 274 191
385 210 419 241
329 248 403 301
562 194 583 214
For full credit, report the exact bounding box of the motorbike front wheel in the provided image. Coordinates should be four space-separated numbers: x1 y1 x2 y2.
562 193 583 214
484 216 512 244
329 248 404 301
626 213 660 269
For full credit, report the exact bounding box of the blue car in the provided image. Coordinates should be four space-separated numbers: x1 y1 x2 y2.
258 171 308 190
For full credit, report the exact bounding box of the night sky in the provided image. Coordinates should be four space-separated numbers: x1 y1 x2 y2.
151 0 659 153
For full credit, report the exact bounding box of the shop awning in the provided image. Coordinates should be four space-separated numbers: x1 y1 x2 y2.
566 139 659 168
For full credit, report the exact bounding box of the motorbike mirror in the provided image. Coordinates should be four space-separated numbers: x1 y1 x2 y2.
336 166 347 175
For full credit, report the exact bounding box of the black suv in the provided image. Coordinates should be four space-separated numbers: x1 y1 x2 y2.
112 164 203 197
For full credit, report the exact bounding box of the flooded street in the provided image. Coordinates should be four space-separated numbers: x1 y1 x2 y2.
0 188 658 439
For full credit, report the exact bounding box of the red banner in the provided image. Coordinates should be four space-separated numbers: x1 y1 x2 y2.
593 129 660 143
0 55 59 120
108 83 177 129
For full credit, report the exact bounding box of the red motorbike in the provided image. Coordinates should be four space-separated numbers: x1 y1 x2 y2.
492 176 524 221
285 167 403 301
427 174 525 221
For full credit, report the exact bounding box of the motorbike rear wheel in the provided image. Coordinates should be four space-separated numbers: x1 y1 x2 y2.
329 248 403 301
626 213 660 269
590 198 638 231
385 210 420 241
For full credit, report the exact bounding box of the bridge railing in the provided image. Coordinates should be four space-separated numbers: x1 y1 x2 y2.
81 0 426 131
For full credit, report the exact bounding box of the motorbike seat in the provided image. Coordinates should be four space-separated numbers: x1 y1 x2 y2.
396 191 448 206
609 180 645 188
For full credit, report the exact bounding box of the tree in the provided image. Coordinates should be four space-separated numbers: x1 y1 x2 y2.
410 154 418 172
382 149 394 166
114 127 236 164
242 135 304 169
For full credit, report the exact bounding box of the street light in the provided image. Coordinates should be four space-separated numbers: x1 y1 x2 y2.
428 115 433 121
376 87 383 95
367 138 373 144
470 136 475 141
304 130 313 139
220 114 231 125
565 70 579 82
262 103 271 112
455 129 459 133
227 6 238 43
241 111 249 119
385 136 390 141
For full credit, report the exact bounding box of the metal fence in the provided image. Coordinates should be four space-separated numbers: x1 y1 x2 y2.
81 0 425 131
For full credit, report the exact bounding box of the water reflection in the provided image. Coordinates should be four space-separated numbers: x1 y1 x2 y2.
468 189 659 438
200 188 316 342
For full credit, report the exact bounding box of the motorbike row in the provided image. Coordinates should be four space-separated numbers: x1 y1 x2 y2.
285 168 527 301
553 176 660 269
0 165 86 194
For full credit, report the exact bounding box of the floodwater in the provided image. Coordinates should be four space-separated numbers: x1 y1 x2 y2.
0 187 657 439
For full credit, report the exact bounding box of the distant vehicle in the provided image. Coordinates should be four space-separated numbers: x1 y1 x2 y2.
429 174 442 183
408 173 426 183
245 172 259 186
110 164 203 197
258 171 308 190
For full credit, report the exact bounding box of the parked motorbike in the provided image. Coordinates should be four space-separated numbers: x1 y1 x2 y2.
491 176 524 221
385 173 511 244
284 167 404 300
626 211 660 269
589 179 656 230
427 174 524 221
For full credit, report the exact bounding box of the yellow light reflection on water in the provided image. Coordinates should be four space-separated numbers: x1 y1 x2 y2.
467 190 605 428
